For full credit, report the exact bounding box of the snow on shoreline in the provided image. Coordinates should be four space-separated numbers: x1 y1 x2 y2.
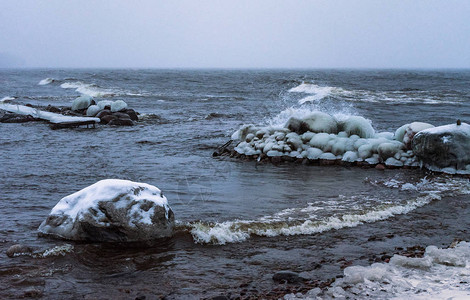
285 241 470 300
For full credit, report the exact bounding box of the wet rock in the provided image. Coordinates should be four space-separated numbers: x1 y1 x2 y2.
108 118 134 126
412 123 470 169
375 163 385 170
23 288 43 298
113 112 131 120
38 179 175 242
96 109 112 119
210 296 229 300
0 113 38 123
125 109 139 121
45 105 61 113
272 271 306 284
100 114 117 124
6 244 33 257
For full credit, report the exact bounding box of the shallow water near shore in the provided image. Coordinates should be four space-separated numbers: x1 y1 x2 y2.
1 69 470 298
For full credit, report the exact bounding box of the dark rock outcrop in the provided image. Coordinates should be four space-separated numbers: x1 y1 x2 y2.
412 123 470 169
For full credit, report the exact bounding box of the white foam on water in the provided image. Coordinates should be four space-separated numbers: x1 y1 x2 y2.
286 242 470 299
36 244 74 258
190 192 440 245
38 78 54 85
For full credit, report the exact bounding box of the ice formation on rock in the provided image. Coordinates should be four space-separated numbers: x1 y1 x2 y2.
230 111 470 174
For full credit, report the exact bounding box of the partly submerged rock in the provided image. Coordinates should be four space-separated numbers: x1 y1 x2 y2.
412 123 470 170
272 271 306 283
38 179 175 242
6 244 33 258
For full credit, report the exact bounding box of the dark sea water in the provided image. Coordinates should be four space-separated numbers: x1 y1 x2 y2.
1 69 470 299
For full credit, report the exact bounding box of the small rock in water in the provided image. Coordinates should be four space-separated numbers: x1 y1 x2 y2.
272 271 305 284
375 163 385 170
6 244 33 258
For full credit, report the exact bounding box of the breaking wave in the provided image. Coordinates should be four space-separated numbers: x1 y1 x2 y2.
288 82 463 105
189 177 470 245
0 96 15 102
289 82 352 104
60 81 117 98
59 81 150 98
38 78 55 85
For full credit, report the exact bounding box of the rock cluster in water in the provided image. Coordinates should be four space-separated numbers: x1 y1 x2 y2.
67 95 138 126
229 112 470 174
0 95 139 126
38 179 175 242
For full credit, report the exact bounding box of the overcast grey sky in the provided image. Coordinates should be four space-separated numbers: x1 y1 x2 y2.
0 0 469 68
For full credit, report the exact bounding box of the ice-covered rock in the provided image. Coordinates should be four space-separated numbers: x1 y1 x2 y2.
403 122 434 149
306 147 323 160
232 124 258 141
111 100 128 112
38 179 174 242
342 151 358 162
412 122 470 170
285 112 337 134
71 95 94 111
86 105 101 117
394 124 409 142
339 116 375 138
385 157 404 167
377 142 403 161
97 100 114 110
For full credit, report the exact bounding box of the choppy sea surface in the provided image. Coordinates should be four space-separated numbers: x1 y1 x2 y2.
1 69 470 299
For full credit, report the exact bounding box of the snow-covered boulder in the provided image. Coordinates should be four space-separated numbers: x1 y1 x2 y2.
86 105 101 117
111 100 128 112
38 179 175 242
71 95 94 111
412 123 470 170
403 122 434 149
